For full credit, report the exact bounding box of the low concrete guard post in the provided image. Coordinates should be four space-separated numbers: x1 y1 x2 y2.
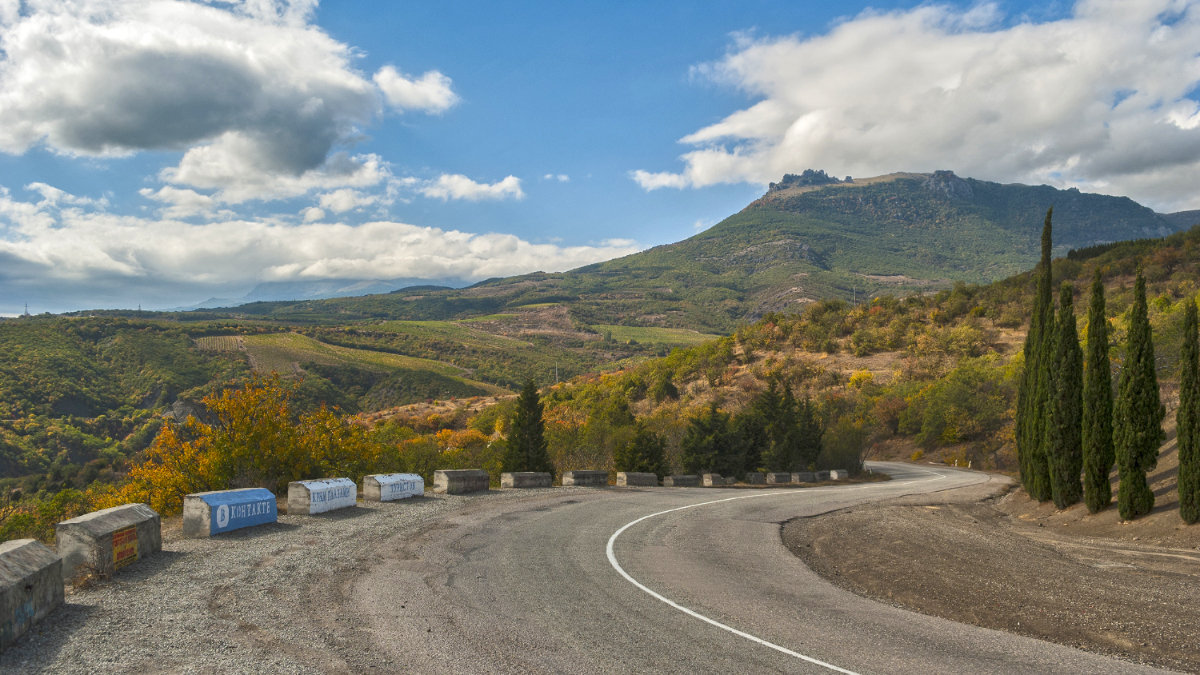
0 539 62 651
183 488 277 538
792 472 816 483
663 475 699 487
433 469 489 494
766 472 791 485
701 473 723 487
616 472 657 487
744 472 766 485
501 472 552 489
562 470 608 487
363 473 424 502
828 469 848 480
815 470 831 481
56 503 161 582
288 478 356 515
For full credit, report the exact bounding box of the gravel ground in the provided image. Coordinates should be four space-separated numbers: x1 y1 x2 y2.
785 475 1200 673
0 488 563 674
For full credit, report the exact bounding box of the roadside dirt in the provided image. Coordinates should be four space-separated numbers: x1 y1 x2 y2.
785 471 1200 673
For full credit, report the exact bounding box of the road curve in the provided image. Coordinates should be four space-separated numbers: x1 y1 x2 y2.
351 463 1167 674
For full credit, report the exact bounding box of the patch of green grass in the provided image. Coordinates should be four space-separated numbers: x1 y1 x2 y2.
593 325 719 346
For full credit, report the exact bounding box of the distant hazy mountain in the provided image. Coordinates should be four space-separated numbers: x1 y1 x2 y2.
204 171 1189 333
172 277 471 311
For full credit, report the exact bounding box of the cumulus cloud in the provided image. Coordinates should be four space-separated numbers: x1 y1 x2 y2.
374 66 459 113
635 0 1200 210
0 1 456 203
317 188 378 213
139 185 217 219
0 187 639 311
420 174 525 201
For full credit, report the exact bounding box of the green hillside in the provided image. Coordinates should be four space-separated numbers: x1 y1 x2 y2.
189 171 1182 333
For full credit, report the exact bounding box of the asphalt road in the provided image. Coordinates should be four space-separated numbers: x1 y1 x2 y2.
351 462 1168 674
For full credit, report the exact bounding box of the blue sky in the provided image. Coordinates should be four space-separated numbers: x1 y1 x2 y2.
0 0 1198 314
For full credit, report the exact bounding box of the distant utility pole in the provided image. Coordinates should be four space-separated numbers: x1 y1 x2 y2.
554 362 559 384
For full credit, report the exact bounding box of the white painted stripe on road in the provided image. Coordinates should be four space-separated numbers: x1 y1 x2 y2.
605 469 948 674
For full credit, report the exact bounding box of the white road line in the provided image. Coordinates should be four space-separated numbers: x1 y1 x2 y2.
604 469 947 674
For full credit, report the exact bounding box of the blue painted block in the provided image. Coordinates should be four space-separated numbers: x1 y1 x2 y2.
183 488 277 537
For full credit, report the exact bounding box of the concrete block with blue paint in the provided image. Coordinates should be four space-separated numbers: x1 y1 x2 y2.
0 539 62 651
183 488 278 538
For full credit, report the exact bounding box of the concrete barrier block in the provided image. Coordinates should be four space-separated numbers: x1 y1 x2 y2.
501 472 552 488
288 478 356 515
701 473 723 487
663 474 699 487
725 476 738 485
792 471 816 483
766 472 791 485
363 473 424 502
183 488 277 537
0 539 62 651
562 470 608 487
433 469 489 494
828 469 849 480
617 472 658 487
56 503 161 582
815 470 831 481
744 472 765 485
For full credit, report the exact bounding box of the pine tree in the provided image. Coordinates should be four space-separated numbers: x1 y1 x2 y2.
680 402 734 474
1178 299 1200 524
502 380 554 474
1082 270 1115 513
1046 283 1082 509
614 423 667 479
1114 272 1164 520
795 396 823 470
1017 208 1054 501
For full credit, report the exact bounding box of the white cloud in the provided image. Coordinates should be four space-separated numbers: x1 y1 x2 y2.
139 185 217 218
420 174 525 201
26 182 108 208
374 66 459 113
0 187 640 310
635 0 1200 211
318 188 377 213
542 173 570 182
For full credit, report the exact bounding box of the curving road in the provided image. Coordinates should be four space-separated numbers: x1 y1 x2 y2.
350 463 1167 674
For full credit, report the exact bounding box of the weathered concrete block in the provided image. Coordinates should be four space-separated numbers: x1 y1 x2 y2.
0 539 62 651
815 470 831 481
792 471 817 483
562 470 608 487
501 472 552 488
766 472 791 485
701 473 723 487
288 478 356 515
725 476 738 485
56 503 161 582
363 473 424 502
433 469 489 494
183 488 277 538
828 469 849 480
744 472 765 485
663 474 699 487
617 472 658 487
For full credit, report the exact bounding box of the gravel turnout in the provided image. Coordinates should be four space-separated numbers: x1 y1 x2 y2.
0 489 559 674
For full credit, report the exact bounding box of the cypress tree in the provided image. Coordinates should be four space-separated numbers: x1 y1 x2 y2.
1114 272 1164 520
1046 283 1083 509
614 423 667 479
1082 270 1115 513
1178 299 1200 524
1017 208 1054 501
502 380 554 474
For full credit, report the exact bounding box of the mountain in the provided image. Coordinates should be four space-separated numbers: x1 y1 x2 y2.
208 170 1186 333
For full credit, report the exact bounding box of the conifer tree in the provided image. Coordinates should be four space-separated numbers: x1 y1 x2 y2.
614 423 667 479
1178 299 1200 524
502 380 554 474
1046 283 1082 508
680 402 734 474
1114 272 1163 520
1082 270 1115 513
1017 208 1054 501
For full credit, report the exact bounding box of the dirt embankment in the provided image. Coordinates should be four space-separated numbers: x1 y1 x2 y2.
785 470 1200 673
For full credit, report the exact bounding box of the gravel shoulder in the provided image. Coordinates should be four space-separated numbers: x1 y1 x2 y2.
0 488 564 674
784 470 1200 673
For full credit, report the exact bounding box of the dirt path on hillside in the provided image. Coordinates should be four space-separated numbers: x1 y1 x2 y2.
785 473 1200 673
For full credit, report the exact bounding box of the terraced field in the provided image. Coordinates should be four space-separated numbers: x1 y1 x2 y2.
592 324 719 346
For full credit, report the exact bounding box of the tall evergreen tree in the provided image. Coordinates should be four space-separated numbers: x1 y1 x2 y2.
1017 208 1055 501
1178 299 1200 524
795 396 823 470
614 423 667 479
1082 270 1115 513
502 380 555 474
1046 283 1083 508
680 402 736 475
1114 272 1164 520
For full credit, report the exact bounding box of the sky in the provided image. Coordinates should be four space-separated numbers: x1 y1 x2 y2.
1 0 1199 314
